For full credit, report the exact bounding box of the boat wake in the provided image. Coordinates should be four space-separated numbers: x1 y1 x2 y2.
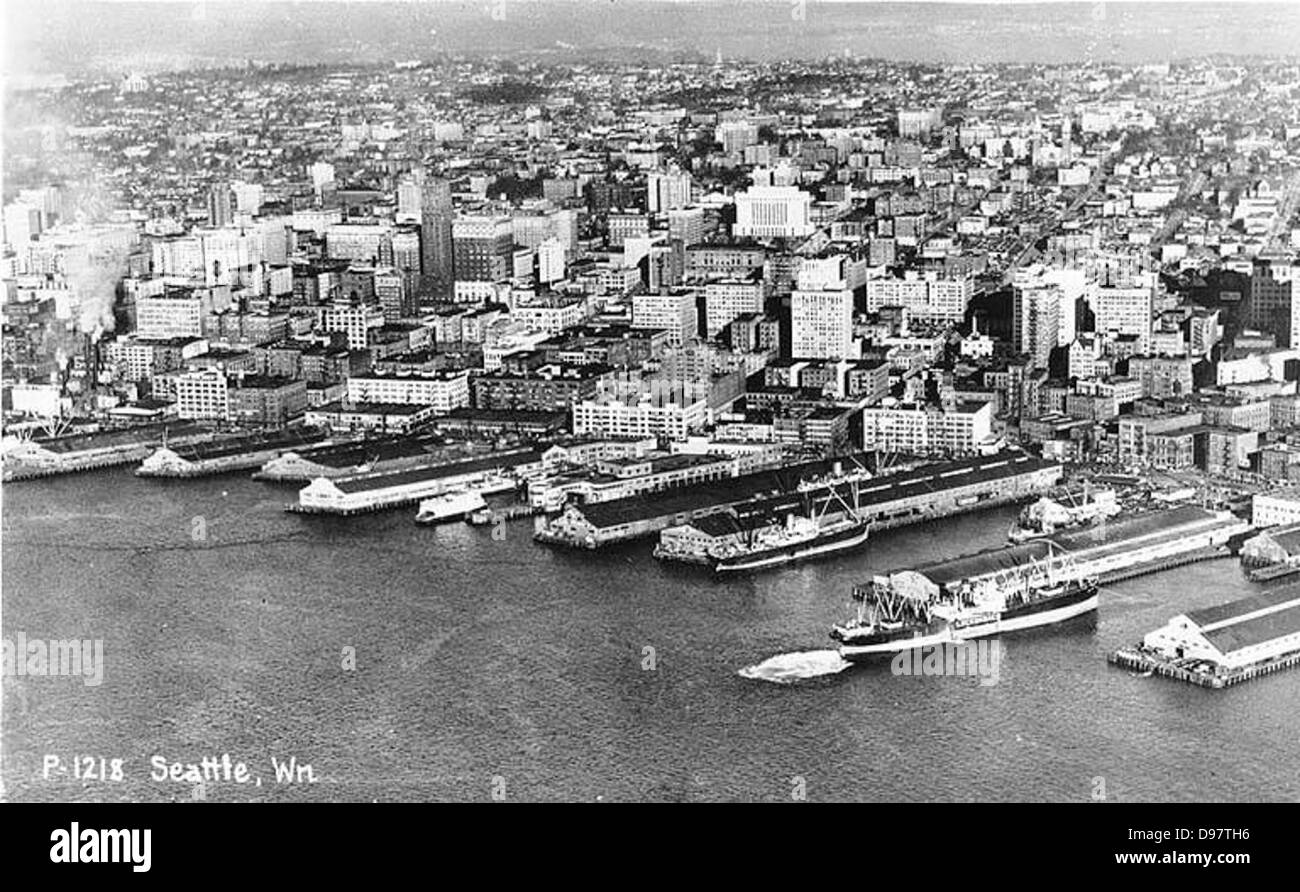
739 650 852 684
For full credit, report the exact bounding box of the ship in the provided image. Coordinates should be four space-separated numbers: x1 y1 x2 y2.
415 489 487 524
1008 483 1120 542
654 476 870 572
831 544 1099 661
713 514 869 573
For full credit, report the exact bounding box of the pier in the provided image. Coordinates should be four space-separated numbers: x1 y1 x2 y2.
1096 545 1231 585
1109 647 1300 689
1112 587 1300 689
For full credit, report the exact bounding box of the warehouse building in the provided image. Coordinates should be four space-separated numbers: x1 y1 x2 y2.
1142 589 1300 671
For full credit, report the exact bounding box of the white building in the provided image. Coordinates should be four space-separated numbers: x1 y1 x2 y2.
322 303 385 350
733 186 813 239
345 371 470 413
137 292 205 340
791 288 854 360
647 169 694 213
867 272 974 323
861 401 994 456
632 289 698 347
1253 493 1300 528
703 280 764 338
572 395 709 440
1089 280 1154 353
175 368 229 421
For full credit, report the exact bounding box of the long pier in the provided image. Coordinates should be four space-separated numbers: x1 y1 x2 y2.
1096 546 1230 585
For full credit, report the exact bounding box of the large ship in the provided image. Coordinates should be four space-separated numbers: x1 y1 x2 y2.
712 514 869 573
831 545 1099 661
654 478 870 573
1008 484 1120 542
415 489 487 524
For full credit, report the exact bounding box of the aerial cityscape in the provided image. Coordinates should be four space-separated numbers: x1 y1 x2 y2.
3 1 1300 806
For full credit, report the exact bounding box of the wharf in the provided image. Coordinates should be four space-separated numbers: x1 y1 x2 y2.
1109 647 1300 689
1096 545 1230 585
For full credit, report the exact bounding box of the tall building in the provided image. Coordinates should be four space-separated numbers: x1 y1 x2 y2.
733 186 813 239
1090 280 1154 353
791 288 854 360
206 183 233 228
391 229 423 301
1251 258 1295 345
451 214 513 285
704 279 764 339
420 178 455 297
667 207 705 247
718 121 760 156
647 168 693 213
396 176 423 224
374 268 413 323
537 237 566 285
1013 280 1063 370
632 289 698 347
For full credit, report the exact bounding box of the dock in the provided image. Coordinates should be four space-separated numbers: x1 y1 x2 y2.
1112 587 1300 688
1109 647 1300 689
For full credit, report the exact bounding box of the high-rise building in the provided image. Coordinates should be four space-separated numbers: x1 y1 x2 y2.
1013 280 1063 370
718 121 760 156
704 279 764 339
632 289 698 347
791 288 854 360
451 214 514 285
1250 258 1295 345
396 176 423 224
206 183 233 228
391 229 423 301
647 169 693 213
537 237 566 285
667 206 705 247
420 178 455 296
1089 279 1154 353
374 268 413 323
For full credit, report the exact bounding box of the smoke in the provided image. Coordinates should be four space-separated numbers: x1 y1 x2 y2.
64 244 128 339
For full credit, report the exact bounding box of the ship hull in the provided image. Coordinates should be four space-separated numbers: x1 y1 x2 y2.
714 523 869 573
415 509 474 525
836 585 1098 661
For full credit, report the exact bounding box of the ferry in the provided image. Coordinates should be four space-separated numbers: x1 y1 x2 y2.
831 550 1099 661
415 490 487 524
713 515 869 573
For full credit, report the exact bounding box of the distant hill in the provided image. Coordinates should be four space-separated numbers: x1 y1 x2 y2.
4 1 1298 80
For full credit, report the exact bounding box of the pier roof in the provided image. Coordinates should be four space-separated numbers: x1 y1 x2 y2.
1186 587 1300 630
331 448 545 494
578 450 1053 531
1201 595 1300 656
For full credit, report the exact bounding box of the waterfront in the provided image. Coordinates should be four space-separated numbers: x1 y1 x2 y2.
2 469 1298 802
